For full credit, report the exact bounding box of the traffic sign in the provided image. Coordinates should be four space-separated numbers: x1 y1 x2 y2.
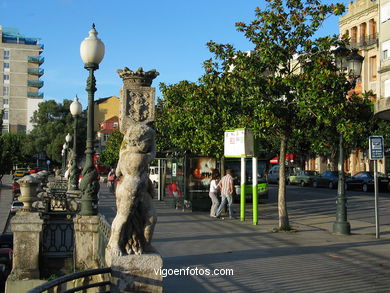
369 136 384 160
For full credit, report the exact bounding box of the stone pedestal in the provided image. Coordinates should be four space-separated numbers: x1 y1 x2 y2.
7 213 43 280
74 215 100 270
110 253 163 293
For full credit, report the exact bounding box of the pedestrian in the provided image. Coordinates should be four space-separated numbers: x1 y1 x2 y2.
215 169 235 219
209 170 220 218
107 168 116 193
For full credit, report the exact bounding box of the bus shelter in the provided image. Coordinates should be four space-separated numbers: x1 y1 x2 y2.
157 151 220 211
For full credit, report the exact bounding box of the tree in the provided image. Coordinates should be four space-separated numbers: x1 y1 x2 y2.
99 129 124 167
204 0 346 230
25 100 87 165
0 133 28 175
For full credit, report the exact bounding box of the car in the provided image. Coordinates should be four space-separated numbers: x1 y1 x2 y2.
287 170 319 187
11 181 20 196
10 201 23 213
0 234 13 249
345 171 389 192
267 165 296 184
312 171 340 189
12 169 29 179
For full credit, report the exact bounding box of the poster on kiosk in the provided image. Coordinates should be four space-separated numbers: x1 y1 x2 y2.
224 129 258 224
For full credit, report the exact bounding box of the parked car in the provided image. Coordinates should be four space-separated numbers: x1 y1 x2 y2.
11 180 20 196
0 234 13 249
267 165 296 184
287 170 319 187
312 171 340 189
12 169 29 179
10 201 23 214
345 171 389 192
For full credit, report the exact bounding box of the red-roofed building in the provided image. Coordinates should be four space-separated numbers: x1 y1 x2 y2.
96 116 119 153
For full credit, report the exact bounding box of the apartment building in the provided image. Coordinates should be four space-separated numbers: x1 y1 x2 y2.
0 25 44 133
94 96 120 153
338 0 381 174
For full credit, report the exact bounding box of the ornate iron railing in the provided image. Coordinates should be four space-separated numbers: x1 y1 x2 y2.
97 215 111 267
41 215 74 257
27 267 112 293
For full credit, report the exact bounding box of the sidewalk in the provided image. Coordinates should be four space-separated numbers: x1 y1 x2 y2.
0 175 13 234
152 199 390 293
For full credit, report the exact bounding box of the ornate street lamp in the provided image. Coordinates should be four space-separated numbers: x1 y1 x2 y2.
79 24 105 216
332 46 364 235
62 142 68 174
69 96 82 190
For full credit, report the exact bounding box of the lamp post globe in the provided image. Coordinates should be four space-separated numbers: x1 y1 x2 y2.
79 24 104 216
332 46 364 235
70 96 82 116
80 24 105 66
65 133 72 144
69 96 82 191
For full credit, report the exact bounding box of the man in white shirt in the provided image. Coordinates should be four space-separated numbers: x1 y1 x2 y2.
215 169 235 219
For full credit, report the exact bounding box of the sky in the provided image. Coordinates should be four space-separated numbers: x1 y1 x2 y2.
1 0 350 108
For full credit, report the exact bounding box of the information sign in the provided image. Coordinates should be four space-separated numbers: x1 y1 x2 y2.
369 136 384 160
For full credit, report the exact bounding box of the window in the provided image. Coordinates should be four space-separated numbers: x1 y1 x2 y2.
3 87 9 96
384 80 390 97
3 63 9 70
3 110 8 120
1 124 8 134
3 50 9 60
369 56 377 81
3 74 9 81
381 2 390 23
113 122 118 128
383 40 390 60
3 98 8 105
103 133 109 142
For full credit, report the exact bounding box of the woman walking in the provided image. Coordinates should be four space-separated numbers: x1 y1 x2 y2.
209 170 220 218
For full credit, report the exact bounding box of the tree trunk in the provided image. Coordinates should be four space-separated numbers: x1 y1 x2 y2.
278 134 290 229
329 151 338 171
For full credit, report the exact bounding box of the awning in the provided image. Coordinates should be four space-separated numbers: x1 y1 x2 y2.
270 153 295 164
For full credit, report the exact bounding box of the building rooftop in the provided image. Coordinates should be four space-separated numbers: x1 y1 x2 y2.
0 25 43 48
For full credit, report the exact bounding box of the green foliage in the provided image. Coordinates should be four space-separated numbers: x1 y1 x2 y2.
25 100 87 164
99 129 124 167
0 133 28 174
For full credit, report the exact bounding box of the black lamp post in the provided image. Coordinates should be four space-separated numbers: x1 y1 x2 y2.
333 47 364 235
79 24 105 216
69 96 82 190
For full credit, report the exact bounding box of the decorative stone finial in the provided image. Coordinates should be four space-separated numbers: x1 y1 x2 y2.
17 175 40 212
117 67 159 87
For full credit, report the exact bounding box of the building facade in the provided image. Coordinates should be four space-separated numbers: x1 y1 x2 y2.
94 96 120 153
96 116 119 153
305 0 383 174
339 0 380 174
0 25 44 133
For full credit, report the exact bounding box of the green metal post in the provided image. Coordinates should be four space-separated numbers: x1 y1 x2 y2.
252 157 258 225
333 134 351 235
240 157 245 221
79 63 100 216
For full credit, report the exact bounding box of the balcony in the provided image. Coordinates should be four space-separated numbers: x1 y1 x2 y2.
28 56 44 64
28 80 44 88
349 33 378 49
27 91 44 98
28 68 44 76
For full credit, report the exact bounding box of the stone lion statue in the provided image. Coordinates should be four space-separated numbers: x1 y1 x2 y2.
107 123 157 258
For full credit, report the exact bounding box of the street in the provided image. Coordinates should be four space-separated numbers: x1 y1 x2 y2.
98 183 390 293
1 180 390 292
